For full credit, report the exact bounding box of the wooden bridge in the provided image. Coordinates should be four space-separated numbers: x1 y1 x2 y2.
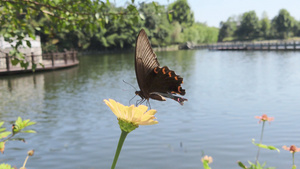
0 50 79 75
192 41 300 51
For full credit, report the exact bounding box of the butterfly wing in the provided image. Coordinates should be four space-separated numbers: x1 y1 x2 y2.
135 29 159 97
148 66 187 105
135 29 187 105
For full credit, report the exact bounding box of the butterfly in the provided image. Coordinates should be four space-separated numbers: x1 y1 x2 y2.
134 29 187 105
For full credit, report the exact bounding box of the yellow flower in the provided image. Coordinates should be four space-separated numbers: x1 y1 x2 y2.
104 99 158 132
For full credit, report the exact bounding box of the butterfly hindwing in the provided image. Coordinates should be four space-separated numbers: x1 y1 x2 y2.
149 66 185 95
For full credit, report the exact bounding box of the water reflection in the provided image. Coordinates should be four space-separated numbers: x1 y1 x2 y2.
0 50 300 169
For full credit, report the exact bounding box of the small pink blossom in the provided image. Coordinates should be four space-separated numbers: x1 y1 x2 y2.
255 114 274 123
201 155 213 164
283 145 300 153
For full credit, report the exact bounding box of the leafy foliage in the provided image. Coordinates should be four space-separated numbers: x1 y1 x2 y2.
236 11 260 40
219 8 299 41
272 9 295 39
252 139 280 152
167 0 194 27
238 161 276 169
218 17 237 42
1 0 218 66
0 117 36 154
0 163 14 169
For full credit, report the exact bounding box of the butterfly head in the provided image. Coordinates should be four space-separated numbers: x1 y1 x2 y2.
135 91 144 98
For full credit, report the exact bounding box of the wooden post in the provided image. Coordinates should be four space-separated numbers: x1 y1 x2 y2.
6 53 10 71
64 52 67 64
285 42 287 50
260 43 263 50
268 42 270 50
31 52 35 65
276 43 278 50
294 41 296 50
51 52 54 67
71 50 75 62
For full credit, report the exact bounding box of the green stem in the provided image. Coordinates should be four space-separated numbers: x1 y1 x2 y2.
293 152 295 166
111 130 128 169
256 121 265 162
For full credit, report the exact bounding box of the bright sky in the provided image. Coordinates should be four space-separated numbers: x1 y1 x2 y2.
114 0 300 27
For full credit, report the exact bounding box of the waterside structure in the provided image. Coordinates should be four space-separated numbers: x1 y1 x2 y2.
0 36 78 75
186 40 300 51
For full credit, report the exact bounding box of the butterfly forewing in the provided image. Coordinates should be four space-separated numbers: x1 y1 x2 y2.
135 29 159 94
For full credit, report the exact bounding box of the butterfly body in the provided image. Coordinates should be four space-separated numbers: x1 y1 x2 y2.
135 29 187 105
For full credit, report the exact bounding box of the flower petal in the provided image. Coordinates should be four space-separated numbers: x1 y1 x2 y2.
137 105 148 113
104 99 158 127
255 116 262 119
104 99 120 118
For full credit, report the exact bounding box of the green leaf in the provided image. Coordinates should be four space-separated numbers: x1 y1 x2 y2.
20 61 29 70
252 139 280 152
0 128 6 132
0 122 4 128
105 16 109 24
237 161 247 169
39 63 45 68
0 132 11 138
26 40 31 48
32 63 37 72
106 0 110 6
22 130 36 133
11 58 19 65
16 52 24 59
202 160 211 169
139 13 145 20
25 121 36 126
168 13 173 22
0 142 6 154
152 2 159 12
292 164 296 169
0 163 14 169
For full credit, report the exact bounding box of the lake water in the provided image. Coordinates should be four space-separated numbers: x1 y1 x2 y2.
1 50 300 169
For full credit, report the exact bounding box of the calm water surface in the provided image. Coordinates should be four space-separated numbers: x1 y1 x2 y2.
1 50 300 169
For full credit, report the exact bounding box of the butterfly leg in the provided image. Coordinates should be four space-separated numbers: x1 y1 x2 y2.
136 98 146 106
146 100 152 109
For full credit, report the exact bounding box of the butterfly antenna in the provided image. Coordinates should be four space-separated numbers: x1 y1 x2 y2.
122 80 137 91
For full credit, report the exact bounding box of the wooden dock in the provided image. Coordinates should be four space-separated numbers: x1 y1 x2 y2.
0 50 79 76
192 41 300 51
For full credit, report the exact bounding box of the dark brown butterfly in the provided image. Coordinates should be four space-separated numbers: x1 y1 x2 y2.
135 29 187 105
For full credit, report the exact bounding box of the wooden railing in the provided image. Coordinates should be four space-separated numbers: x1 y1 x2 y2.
0 50 78 72
192 41 300 51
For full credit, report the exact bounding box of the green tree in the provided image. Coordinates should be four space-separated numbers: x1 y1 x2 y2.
183 23 218 43
292 20 300 37
167 0 194 28
218 17 237 42
236 10 259 40
273 9 295 39
260 12 271 38
0 0 141 68
138 2 173 46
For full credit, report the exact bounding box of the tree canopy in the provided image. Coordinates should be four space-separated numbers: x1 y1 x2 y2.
0 0 217 52
218 9 300 41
